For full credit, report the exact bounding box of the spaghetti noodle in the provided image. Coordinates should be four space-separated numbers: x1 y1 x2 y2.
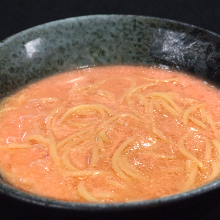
0 65 219 203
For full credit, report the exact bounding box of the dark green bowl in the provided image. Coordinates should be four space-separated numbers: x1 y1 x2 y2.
0 15 220 211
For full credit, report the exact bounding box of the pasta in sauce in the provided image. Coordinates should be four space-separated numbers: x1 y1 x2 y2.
0 65 220 203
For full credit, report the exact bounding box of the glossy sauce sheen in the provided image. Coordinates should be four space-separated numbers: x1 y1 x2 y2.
0 65 220 203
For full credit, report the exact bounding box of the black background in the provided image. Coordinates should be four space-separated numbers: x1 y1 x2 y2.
1 0 220 219
1 0 220 42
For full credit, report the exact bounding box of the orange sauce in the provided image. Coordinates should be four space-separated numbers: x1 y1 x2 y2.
0 65 220 202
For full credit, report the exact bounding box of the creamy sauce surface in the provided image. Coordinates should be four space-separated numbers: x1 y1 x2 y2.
0 65 220 203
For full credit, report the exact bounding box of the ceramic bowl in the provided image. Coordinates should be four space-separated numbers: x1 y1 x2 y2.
0 15 220 212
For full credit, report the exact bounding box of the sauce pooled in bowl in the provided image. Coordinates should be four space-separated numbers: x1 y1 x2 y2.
0 65 220 203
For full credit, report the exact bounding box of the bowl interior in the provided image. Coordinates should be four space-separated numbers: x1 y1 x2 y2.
1 15 220 210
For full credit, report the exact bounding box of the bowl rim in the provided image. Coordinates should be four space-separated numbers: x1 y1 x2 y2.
1 14 220 46
1 14 220 211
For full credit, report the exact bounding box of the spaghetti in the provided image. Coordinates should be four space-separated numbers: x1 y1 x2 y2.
0 65 220 203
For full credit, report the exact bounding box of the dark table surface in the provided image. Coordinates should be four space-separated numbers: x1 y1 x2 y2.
1 0 220 219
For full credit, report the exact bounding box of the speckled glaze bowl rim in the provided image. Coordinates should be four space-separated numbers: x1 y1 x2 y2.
1 14 220 211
